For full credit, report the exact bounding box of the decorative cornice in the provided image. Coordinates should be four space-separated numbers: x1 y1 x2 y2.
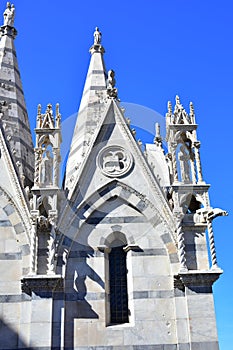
21 275 64 296
175 270 223 287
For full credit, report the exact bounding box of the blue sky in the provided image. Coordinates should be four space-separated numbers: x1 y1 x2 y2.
1 1 233 348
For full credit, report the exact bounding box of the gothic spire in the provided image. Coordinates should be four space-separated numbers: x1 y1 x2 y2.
0 2 34 187
64 27 109 192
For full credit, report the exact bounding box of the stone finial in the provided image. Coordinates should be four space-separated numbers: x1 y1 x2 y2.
55 103 61 128
189 102 194 115
154 122 162 147
175 95 181 106
94 27 102 45
167 101 172 114
3 2 15 27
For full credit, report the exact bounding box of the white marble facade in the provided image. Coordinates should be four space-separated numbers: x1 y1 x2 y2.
0 3 227 350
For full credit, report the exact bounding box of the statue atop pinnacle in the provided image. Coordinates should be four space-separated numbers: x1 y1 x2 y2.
3 2 15 27
94 27 102 45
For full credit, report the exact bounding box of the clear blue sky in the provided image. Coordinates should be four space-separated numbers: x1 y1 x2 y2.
1 1 233 348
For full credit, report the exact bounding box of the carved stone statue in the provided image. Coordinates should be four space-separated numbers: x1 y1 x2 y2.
40 150 53 186
94 27 101 45
107 70 118 99
178 145 191 183
107 70 115 89
3 2 15 27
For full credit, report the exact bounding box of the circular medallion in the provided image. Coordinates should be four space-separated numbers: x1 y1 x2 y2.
97 146 133 177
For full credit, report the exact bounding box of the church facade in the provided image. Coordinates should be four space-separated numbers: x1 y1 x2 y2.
0 3 227 350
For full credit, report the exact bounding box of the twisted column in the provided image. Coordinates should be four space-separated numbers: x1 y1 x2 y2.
29 215 38 274
176 215 188 272
34 149 42 186
207 218 218 269
53 148 60 187
171 142 179 183
194 142 203 183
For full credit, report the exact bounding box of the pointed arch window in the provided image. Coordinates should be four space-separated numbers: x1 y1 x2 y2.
109 244 129 324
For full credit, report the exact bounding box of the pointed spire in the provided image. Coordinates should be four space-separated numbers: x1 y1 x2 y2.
0 3 34 187
64 27 108 192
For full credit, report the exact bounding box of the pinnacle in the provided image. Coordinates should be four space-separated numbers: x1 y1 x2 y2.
0 2 34 187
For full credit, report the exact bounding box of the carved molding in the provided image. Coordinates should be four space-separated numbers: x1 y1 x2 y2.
175 270 222 287
0 127 31 238
21 275 63 296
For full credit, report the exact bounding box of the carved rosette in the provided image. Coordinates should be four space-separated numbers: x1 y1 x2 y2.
97 146 133 177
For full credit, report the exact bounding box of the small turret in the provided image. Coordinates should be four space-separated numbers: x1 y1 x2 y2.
30 104 62 275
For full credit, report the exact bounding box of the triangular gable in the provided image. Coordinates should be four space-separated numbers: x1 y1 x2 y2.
60 99 175 236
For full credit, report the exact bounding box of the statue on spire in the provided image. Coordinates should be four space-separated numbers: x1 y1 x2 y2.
107 70 118 99
3 2 15 27
94 27 102 45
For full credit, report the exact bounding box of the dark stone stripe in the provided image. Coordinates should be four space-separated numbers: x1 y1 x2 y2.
9 135 34 151
136 199 148 211
3 203 15 216
0 294 31 302
64 292 105 301
0 46 17 57
88 69 106 75
3 115 31 134
86 216 146 225
1 96 28 115
0 252 22 260
89 85 106 91
0 220 11 226
169 253 179 263
14 157 35 173
14 222 24 234
161 232 172 244
133 290 174 299
21 244 30 256
67 250 102 258
131 248 167 256
0 78 24 95
1 62 21 77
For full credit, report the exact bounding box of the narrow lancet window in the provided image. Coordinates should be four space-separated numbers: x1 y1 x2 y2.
109 245 129 324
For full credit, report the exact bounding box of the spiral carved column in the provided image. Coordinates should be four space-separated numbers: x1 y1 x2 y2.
194 142 203 183
176 216 188 272
34 149 42 186
29 216 38 274
171 142 179 183
53 148 60 187
207 219 219 269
